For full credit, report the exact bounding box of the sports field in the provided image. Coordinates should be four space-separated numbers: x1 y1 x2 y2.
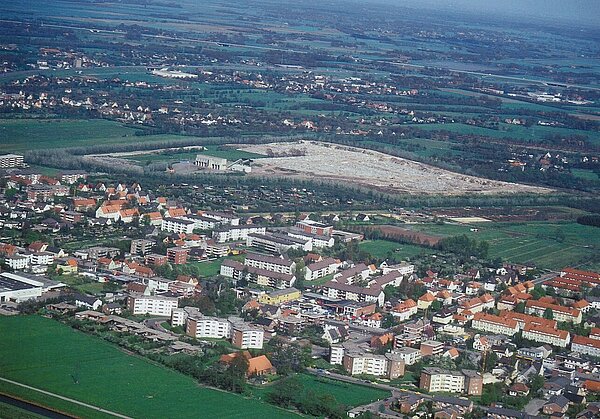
0 316 294 418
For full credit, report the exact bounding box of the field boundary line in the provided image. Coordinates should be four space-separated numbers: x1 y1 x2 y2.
0 377 132 419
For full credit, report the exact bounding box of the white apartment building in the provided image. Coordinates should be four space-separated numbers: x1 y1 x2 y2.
571 335 600 358
186 315 231 339
525 300 582 324
231 324 264 349
213 226 266 243
171 306 201 327
161 217 196 234
0 153 24 168
344 353 389 376
244 253 295 275
330 345 345 365
471 312 519 336
29 252 54 266
392 347 422 365
421 368 465 393
522 324 570 348
6 255 29 270
127 294 179 316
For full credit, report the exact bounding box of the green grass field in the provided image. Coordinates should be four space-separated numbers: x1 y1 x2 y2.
128 145 265 165
0 316 294 419
251 374 388 408
0 119 141 152
409 221 600 270
359 240 434 260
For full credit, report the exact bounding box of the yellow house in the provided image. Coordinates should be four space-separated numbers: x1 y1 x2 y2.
57 259 78 275
258 287 301 305
417 292 435 310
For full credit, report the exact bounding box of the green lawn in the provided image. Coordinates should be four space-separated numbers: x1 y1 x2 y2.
128 145 265 165
0 316 294 419
251 374 388 408
571 169 599 181
359 239 434 260
0 401 45 419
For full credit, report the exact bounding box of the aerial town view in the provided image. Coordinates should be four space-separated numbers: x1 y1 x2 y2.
1 0 600 418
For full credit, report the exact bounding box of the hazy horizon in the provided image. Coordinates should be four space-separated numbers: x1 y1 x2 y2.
360 0 600 27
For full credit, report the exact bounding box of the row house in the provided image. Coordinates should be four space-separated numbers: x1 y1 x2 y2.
522 324 570 347
471 312 519 336
525 300 582 324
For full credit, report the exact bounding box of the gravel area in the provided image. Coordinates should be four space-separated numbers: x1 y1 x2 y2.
238 141 551 195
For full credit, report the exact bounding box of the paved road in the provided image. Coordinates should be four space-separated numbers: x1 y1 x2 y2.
0 377 132 419
2 18 599 92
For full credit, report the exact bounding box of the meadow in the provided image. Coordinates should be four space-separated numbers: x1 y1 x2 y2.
0 316 294 419
408 221 600 270
127 145 266 165
359 240 435 260
0 119 142 152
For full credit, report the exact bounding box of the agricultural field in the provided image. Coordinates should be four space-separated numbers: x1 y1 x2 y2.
0 119 142 152
359 240 435 260
0 316 293 419
409 221 600 270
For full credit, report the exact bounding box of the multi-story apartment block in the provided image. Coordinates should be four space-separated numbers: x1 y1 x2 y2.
571 335 600 357
130 239 154 256
231 323 264 349
420 368 465 394
471 312 519 336
295 219 333 236
167 247 188 265
186 315 231 339
420 368 483 396
221 260 296 289
161 217 196 234
244 253 296 275
0 153 24 168
525 300 582 324
213 225 266 243
392 347 422 365
420 340 444 357
342 351 405 379
127 294 179 316
522 324 570 347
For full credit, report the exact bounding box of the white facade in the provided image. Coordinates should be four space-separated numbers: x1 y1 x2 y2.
6 255 29 270
425 371 465 393
161 217 195 234
393 347 421 365
29 252 54 266
471 314 518 336
232 327 264 349
330 345 345 365
244 254 295 275
214 226 266 243
187 316 231 339
522 327 570 348
128 295 179 316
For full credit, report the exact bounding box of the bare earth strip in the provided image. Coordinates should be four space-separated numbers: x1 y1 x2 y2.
238 141 551 195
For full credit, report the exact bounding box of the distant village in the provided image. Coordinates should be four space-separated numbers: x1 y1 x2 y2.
1 152 600 419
